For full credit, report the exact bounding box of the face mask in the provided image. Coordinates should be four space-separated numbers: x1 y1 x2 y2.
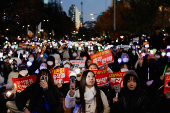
132 51 135 55
165 72 170 75
40 66 47 70
55 60 59 64
90 52 94 55
72 53 77 57
19 70 28 76
155 55 160 59
59 50 62 53
28 57 34 62
82 57 87 61
121 68 129 72
123 58 129 63
11 65 14 69
47 61 53 66
64 64 70 68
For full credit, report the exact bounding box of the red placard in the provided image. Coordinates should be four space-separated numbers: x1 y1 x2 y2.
51 67 70 84
92 68 108 87
12 75 37 91
90 49 114 67
19 43 27 49
143 41 149 46
108 72 127 88
164 75 170 94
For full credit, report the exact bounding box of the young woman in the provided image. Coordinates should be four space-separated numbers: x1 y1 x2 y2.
88 63 99 70
35 62 48 74
85 58 92 69
16 69 61 113
111 70 150 113
65 70 110 113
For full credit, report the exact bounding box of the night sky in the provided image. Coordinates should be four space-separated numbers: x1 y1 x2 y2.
62 0 112 22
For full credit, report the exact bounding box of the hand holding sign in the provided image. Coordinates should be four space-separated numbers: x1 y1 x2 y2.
113 97 118 103
165 91 170 99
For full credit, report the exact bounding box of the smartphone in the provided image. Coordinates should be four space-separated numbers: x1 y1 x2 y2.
41 76 47 81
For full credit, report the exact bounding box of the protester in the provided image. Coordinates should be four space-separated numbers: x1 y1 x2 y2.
152 65 170 113
27 53 39 75
65 70 110 113
85 58 92 69
16 69 61 113
0 56 12 84
111 70 150 113
46 56 55 69
6 63 30 113
35 62 48 74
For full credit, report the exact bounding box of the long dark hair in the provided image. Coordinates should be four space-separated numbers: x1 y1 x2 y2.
79 70 103 112
36 69 54 89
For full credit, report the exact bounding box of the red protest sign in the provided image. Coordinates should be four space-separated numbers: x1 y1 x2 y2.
92 68 108 87
12 75 37 91
143 41 149 46
51 67 70 84
164 75 170 94
19 43 27 49
108 72 127 88
90 49 114 67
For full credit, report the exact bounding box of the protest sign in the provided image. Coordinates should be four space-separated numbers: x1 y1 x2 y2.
108 72 127 88
133 37 139 43
90 49 114 67
51 67 70 84
164 75 170 94
70 60 85 68
92 68 108 87
143 41 149 48
12 75 37 91
19 43 27 49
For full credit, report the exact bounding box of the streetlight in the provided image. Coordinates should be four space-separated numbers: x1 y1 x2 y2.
92 17 95 20
90 13 102 15
28 25 30 27
6 28 9 31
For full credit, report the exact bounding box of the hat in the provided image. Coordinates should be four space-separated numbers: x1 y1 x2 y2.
52 54 61 61
63 60 70 65
155 50 161 55
18 64 27 71
63 51 70 59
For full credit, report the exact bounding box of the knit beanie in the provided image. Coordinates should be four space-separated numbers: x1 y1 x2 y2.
63 51 70 59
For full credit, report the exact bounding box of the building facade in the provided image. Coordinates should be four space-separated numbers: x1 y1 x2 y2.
69 5 80 30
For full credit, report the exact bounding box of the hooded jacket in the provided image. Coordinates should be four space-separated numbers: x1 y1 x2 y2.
111 70 150 113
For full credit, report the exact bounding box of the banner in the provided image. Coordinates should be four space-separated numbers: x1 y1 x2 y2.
108 72 127 89
19 43 27 49
90 49 114 67
70 60 85 68
12 75 37 91
164 75 170 94
92 68 108 87
51 67 70 84
133 37 139 43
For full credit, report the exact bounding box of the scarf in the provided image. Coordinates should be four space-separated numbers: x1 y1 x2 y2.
84 86 96 104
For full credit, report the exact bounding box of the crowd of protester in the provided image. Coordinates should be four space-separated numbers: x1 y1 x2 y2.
0 28 170 113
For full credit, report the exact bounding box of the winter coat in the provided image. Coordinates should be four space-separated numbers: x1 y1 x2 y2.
153 85 170 113
110 70 150 113
4 71 18 89
65 89 110 113
16 83 61 113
